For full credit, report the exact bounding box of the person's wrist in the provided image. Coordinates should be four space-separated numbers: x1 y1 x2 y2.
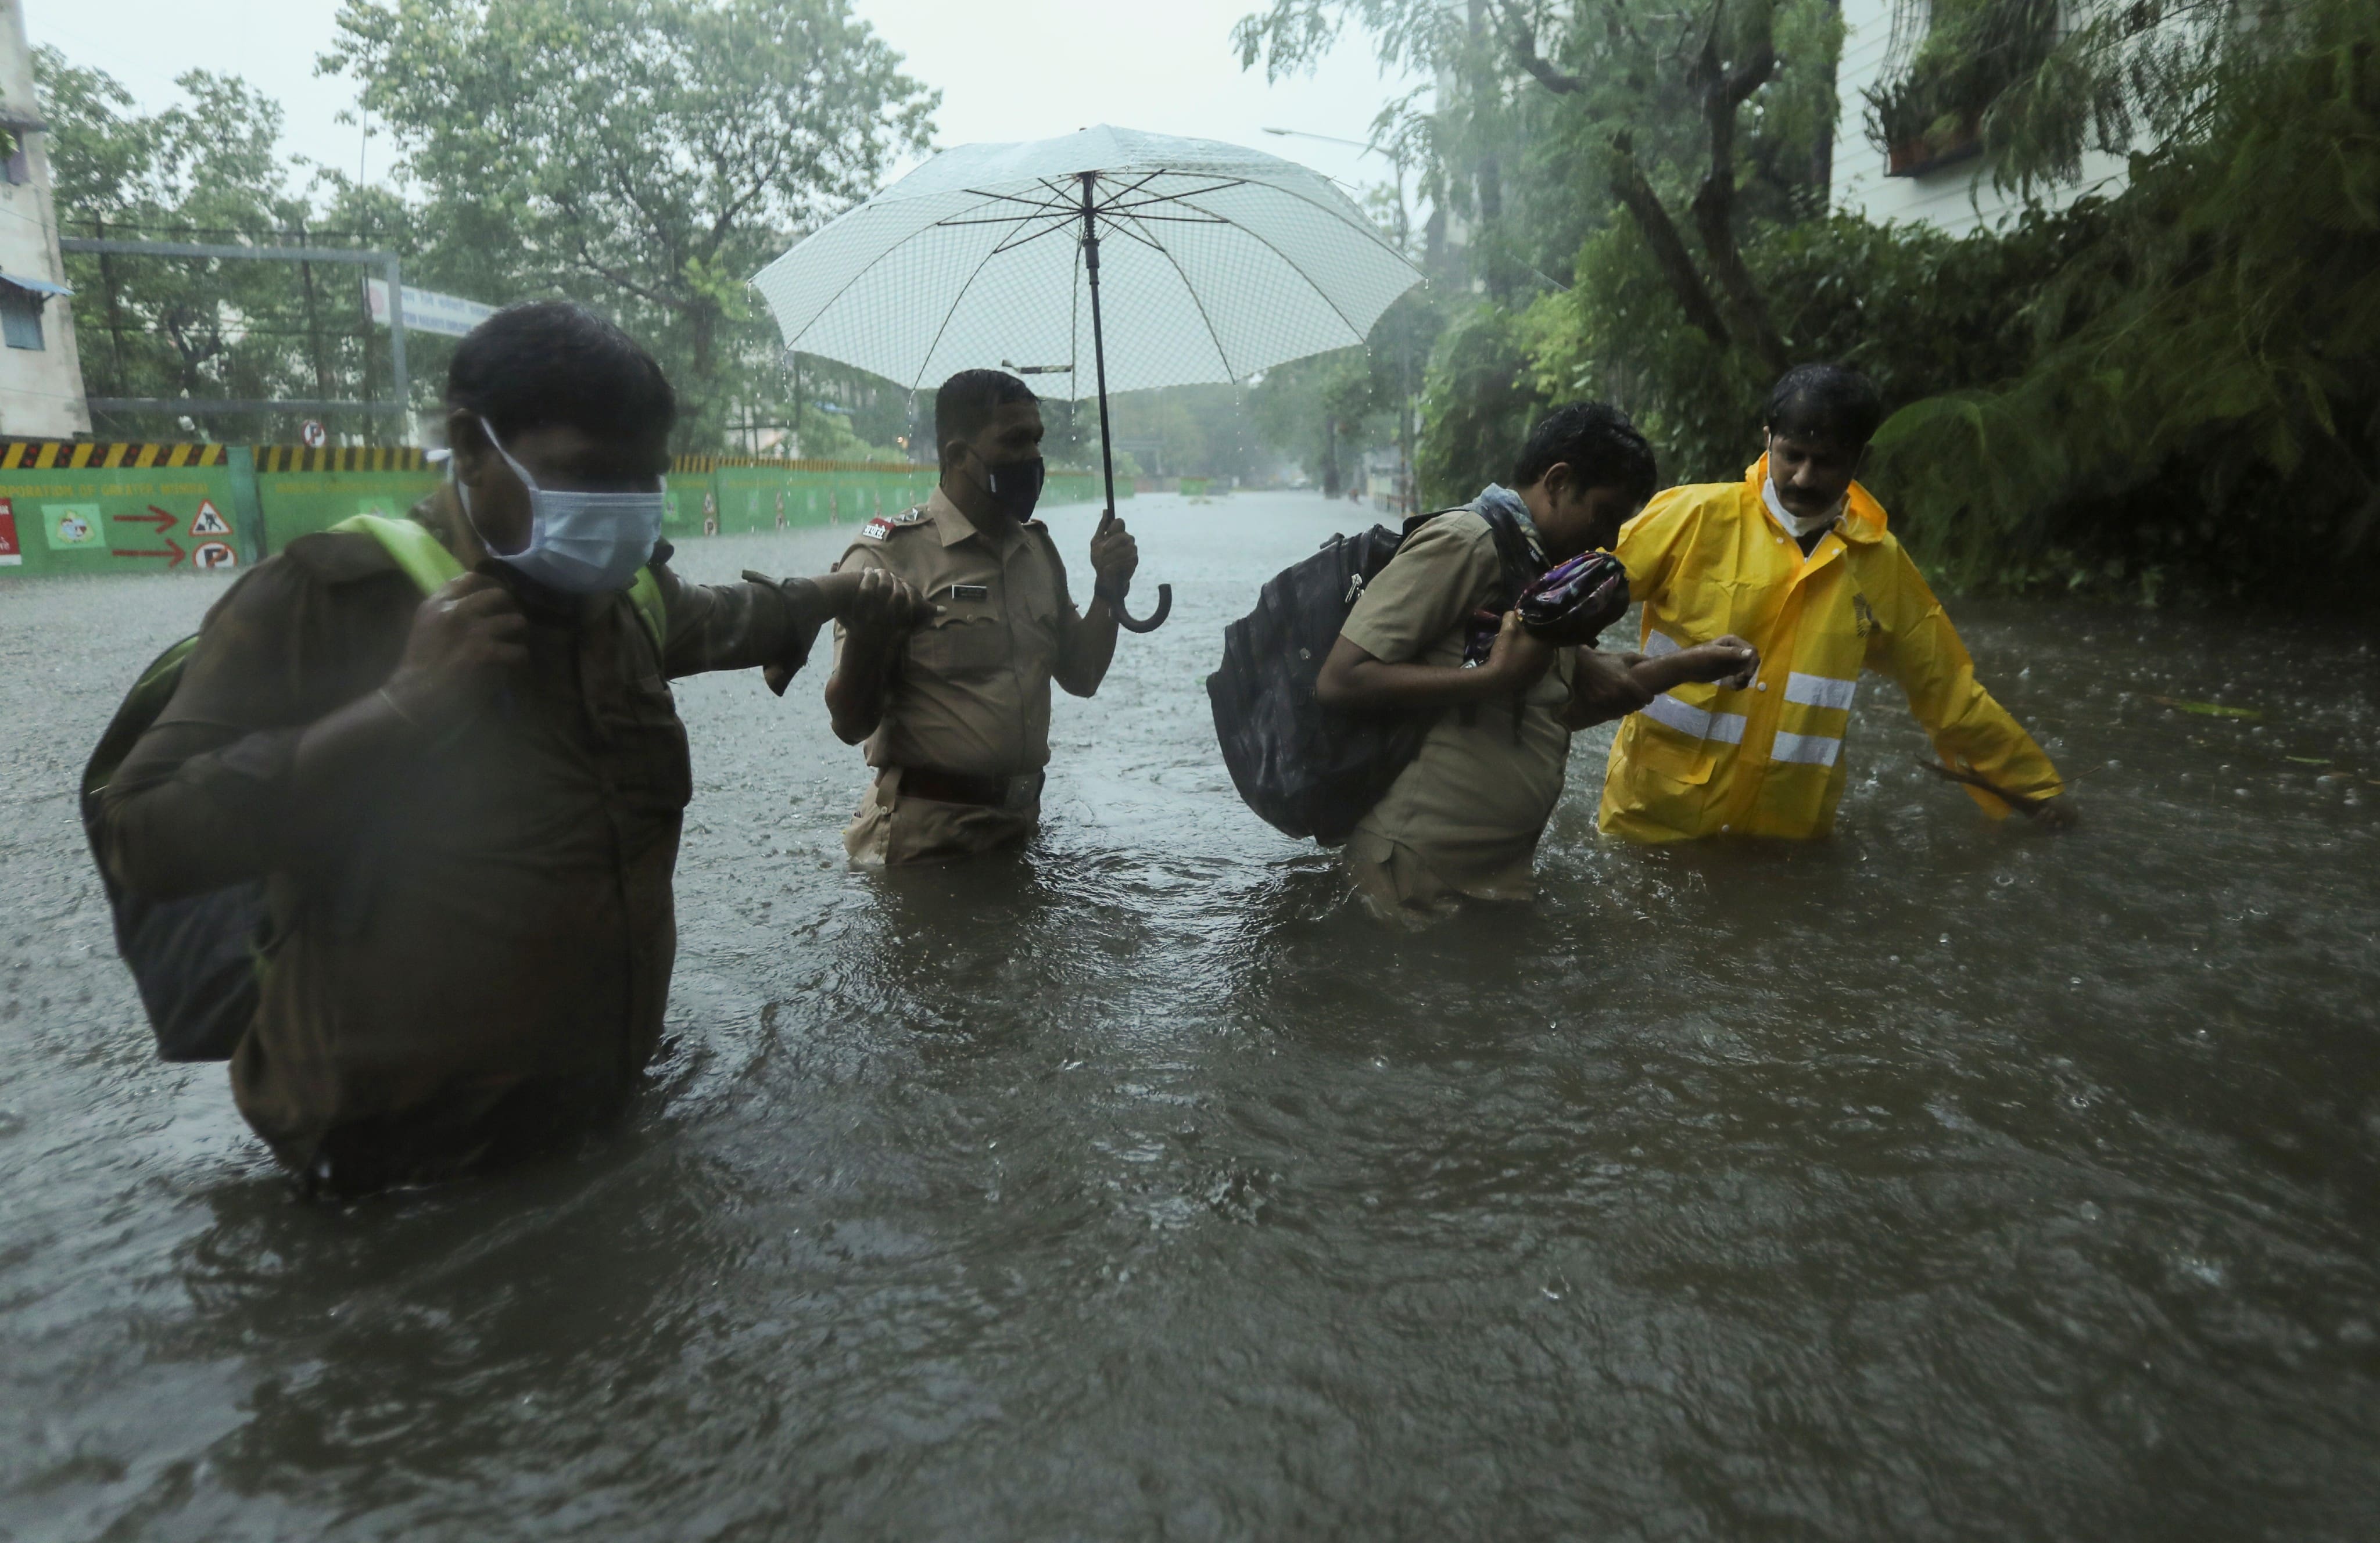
777 574 827 616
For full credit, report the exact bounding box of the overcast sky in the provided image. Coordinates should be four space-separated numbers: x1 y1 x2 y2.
29 1 1420 208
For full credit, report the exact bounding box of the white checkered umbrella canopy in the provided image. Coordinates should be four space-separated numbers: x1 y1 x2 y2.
750 125 1421 398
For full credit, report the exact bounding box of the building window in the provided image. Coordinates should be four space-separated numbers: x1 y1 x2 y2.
1 288 45 350
0 130 25 185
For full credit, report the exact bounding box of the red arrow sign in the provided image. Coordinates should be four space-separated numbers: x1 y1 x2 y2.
113 506 178 536
112 536 187 568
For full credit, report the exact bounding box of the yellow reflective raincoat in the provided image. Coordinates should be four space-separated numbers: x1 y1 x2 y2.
1597 457 2062 842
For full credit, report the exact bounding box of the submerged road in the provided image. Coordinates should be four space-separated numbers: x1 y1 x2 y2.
3 490 2378 1540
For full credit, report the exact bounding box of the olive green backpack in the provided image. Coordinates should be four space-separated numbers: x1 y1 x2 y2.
80 515 665 1061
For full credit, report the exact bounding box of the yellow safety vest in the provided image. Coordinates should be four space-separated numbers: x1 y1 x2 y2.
1597 457 2062 842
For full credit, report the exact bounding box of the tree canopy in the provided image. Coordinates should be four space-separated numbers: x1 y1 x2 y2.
1245 0 2380 601
40 48 407 442
324 0 936 451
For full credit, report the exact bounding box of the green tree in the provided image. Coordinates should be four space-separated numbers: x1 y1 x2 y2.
1866 0 2380 603
1238 0 1842 375
324 0 936 451
1239 0 1840 507
39 49 396 442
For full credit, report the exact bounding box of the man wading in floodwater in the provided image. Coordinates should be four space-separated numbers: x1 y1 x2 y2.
91 302 918 1193
1599 363 2066 841
825 369 1138 866
1315 403 1759 923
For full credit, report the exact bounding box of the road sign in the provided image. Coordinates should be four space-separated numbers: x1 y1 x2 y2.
110 507 184 565
44 503 102 548
300 419 327 447
0 498 17 566
192 541 237 571
364 277 495 339
189 499 231 537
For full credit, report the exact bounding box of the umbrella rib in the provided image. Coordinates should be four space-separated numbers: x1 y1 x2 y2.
937 213 1067 228
1101 218 1172 254
985 217 1080 255
774 207 951 350
1091 170 1169 209
1164 193 1374 345
912 233 1012 391
956 184 1080 214
1083 212 1232 225
1116 208 1239 382
1177 177 1408 263
1098 178 1247 213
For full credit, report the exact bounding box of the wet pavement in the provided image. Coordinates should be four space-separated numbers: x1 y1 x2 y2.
3 490 2378 1540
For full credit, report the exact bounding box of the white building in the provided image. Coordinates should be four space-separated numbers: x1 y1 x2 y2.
0 0 87 439
1831 0 2131 234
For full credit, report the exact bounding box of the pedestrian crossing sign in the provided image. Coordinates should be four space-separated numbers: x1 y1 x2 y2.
188 500 232 537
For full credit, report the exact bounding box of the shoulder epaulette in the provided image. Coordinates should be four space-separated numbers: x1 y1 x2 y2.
858 506 931 542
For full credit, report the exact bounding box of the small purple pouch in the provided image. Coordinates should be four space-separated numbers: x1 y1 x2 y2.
1517 551 1630 645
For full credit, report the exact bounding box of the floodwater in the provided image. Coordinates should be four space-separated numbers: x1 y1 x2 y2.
3 490 2377 1541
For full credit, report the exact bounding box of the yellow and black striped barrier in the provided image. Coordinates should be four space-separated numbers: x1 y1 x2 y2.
0 441 228 471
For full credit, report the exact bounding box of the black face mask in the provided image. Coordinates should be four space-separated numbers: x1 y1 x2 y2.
975 454 1045 522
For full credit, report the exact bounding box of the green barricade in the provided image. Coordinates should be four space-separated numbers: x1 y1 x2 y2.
252 446 440 551
0 445 1128 580
0 443 246 578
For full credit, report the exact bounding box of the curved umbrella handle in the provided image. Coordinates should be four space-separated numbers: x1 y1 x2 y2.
1117 583 1171 632
1095 503 1171 631
1096 578 1172 632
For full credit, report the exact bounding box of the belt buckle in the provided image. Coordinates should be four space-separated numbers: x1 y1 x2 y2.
1001 772 1040 811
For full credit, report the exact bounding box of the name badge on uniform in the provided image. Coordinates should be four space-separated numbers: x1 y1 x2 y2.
946 583 988 601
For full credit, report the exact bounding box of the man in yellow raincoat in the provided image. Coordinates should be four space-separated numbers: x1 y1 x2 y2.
1598 364 2065 841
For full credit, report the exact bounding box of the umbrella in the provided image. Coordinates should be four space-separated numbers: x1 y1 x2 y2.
750 124 1424 631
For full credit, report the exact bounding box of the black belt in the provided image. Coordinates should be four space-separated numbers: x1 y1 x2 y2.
888 765 1044 810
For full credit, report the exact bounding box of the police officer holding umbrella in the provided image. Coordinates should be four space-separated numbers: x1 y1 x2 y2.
826 369 1139 866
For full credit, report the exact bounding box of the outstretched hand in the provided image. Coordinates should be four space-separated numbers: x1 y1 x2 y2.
1683 634 1761 690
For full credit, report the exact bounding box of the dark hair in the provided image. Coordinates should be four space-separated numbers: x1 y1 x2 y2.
446 301 675 453
1511 401 1658 505
1764 363 1884 450
935 368 1037 452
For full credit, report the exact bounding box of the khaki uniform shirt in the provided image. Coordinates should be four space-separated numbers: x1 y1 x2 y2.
831 488 1099 865
1338 509 1577 916
94 522 829 1187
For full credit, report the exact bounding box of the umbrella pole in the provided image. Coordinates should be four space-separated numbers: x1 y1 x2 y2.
1078 171 1171 633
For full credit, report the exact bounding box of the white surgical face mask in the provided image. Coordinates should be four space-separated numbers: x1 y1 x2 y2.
1762 474 1842 541
457 416 664 594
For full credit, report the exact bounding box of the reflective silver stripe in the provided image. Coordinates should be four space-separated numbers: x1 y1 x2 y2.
1770 729 1842 766
1640 692 1747 744
1785 671 1858 711
1641 629 1682 658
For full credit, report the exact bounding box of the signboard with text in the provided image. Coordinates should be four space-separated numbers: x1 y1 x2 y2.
364 277 497 339
0 469 239 575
